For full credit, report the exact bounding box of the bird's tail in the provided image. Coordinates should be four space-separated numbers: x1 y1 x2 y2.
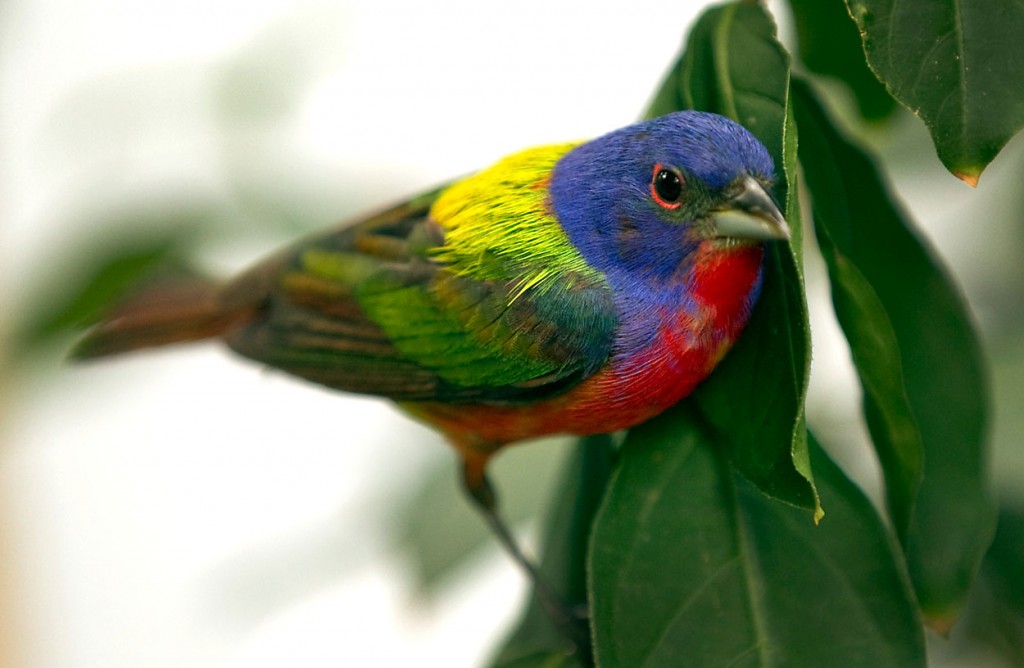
71 276 257 360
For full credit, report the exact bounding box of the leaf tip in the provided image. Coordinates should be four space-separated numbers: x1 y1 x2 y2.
923 611 960 638
953 170 980 188
813 505 825 525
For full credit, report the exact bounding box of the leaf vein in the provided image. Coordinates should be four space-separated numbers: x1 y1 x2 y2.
638 556 747 666
734 476 773 668
908 28 955 98
767 507 904 653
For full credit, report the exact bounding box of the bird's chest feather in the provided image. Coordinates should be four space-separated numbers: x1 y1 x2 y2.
597 243 764 411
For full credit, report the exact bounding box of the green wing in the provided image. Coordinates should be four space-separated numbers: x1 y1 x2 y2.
223 190 617 404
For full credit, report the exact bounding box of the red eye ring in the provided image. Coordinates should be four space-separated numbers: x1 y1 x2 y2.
651 164 684 209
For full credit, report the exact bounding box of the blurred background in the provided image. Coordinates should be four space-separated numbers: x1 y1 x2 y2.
1 0 1021 666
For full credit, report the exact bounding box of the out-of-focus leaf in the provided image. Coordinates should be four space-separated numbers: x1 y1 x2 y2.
788 0 895 120
15 224 200 356
793 78 994 628
647 1 818 515
491 651 580 668
589 407 926 667
394 457 492 591
985 506 1024 615
395 438 573 595
845 0 1024 183
976 505 1024 663
938 505 1024 666
491 435 615 668
828 255 923 541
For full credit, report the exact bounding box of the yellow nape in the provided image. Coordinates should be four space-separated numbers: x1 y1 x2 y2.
430 143 604 295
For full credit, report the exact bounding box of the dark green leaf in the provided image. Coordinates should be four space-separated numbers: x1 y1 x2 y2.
788 0 896 120
976 505 1024 662
793 79 924 541
589 410 762 667
737 432 927 667
491 435 615 668
984 505 1024 616
589 407 926 667
793 78 995 626
845 0 1024 183
647 1 818 515
936 504 1024 665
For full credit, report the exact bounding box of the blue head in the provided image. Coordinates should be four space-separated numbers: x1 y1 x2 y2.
548 111 787 285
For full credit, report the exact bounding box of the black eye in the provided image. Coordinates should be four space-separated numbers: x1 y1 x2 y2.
651 165 684 209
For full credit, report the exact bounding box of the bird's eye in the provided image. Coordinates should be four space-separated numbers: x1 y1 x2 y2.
651 165 684 209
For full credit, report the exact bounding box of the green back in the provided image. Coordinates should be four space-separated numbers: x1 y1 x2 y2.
224 148 616 403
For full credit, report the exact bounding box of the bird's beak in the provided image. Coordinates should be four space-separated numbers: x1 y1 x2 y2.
711 175 790 241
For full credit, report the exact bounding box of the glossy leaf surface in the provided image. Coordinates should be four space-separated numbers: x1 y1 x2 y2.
589 408 926 667
846 0 1024 183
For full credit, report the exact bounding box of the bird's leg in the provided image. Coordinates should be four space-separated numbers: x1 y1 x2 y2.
460 455 590 653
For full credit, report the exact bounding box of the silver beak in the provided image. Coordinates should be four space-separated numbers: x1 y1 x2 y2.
711 175 790 241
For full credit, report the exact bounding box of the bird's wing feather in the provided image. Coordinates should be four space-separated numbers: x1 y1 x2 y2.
224 187 617 404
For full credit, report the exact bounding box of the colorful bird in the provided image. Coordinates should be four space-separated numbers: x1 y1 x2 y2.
73 110 788 634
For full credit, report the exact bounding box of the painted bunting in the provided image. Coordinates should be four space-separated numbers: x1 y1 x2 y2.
73 110 787 631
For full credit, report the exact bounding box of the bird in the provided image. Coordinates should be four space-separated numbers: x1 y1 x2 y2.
72 110 788 639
